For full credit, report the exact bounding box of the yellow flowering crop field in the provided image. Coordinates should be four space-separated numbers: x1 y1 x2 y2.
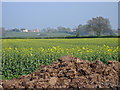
2 38 119 79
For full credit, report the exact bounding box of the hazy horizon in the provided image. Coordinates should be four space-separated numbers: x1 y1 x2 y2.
2 2 118 30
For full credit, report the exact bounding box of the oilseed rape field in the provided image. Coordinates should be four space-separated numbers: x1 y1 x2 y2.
2 38 119 79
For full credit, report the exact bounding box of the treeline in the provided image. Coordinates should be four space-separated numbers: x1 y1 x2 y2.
1 16 119 37
1 35 120 39
41 16 117 36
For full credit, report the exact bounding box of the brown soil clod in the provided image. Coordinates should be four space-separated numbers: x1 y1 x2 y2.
1 55 120 89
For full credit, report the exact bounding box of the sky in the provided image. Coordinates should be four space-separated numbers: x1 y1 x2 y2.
2 2 118 30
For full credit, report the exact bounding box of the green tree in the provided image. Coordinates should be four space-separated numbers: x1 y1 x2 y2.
86 16 112 36
57 26 71 33
76 24 88 35
76 32 80 37
76 24 82 35
41 27 57 33
12 28 20 32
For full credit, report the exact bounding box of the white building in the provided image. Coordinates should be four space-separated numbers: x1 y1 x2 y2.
70 28 76 32
21 28 28 32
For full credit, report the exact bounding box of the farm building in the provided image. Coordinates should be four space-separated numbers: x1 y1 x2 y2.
21 28 28 32
33 28 39 32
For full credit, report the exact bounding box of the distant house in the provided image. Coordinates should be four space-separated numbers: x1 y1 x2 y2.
28 30 32 32
70 28 76 32
33 28 39 32
21 28 28 32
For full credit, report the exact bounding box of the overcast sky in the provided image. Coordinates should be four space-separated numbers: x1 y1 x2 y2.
2 2 118 30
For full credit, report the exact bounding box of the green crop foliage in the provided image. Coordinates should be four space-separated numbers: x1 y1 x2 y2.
2 38 119 79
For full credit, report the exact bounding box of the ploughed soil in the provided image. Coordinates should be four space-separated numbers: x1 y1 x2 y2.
1 55 120 89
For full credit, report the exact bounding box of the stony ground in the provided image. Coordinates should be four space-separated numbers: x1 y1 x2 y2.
1 55 120 89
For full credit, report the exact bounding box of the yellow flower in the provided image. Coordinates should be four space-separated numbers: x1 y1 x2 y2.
30 48 32 50
108 49 112 52
9 47 11 50
107 46 109 48
53 46 56 50
30 54 32 56
78 49 80 52
116 46 119 49
86 50 89 52
82 47 85 50
15 48 17 50
41 48 44 52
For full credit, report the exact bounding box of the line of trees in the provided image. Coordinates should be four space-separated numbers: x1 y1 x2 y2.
1 16 117 37
41 26 71 33
41 16 115 36
76 16 115 36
